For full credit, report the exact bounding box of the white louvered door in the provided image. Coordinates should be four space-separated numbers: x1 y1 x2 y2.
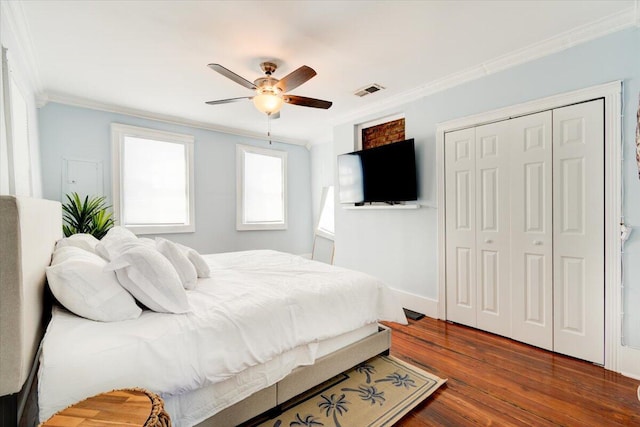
475 121 511 337
552 100 604 364
445 127 477 328
509 111 554 350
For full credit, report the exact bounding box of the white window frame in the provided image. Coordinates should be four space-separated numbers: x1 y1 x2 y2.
236 144 287 231
2 47 33 197
111 123 195 234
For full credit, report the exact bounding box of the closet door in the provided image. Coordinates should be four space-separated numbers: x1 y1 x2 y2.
474 121 511 337
509 111 553 350
445 127 477 327
553 99 604 364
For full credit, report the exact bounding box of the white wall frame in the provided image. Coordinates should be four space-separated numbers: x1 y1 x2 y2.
111 123 195 234
62 157 104 199
436 81 637 377
236 144 288 231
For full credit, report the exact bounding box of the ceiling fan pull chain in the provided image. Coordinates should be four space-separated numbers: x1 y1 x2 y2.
267 114 272 144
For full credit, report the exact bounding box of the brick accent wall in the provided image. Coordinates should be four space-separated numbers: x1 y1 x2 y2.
362 118 405 150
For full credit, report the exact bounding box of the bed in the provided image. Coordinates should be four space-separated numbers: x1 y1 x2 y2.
0 196 407 426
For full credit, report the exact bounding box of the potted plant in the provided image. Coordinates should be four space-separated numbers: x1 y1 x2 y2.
62 192 115 239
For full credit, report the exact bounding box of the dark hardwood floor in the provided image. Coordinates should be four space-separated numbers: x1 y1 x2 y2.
384 317 640 426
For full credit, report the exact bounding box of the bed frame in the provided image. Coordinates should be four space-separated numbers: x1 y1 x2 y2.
0 196 61 426
0 196 391 426
201 326 390 426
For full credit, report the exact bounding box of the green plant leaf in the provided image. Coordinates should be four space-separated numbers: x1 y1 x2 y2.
90 209 115 240
61 192 115 239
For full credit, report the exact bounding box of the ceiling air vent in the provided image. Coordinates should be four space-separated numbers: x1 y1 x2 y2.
354 83 385 97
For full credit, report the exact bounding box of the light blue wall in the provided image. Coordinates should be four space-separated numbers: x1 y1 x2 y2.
38 103 314 255
327 28 640 346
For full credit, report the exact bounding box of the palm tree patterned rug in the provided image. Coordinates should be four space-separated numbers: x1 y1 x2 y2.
253 355 446 427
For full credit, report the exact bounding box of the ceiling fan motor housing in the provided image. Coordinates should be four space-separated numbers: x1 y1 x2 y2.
254 77 281 91
260 61 278 75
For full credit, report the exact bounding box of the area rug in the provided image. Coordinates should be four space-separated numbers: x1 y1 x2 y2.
255 355 446 427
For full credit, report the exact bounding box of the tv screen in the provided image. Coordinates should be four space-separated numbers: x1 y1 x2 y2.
338 139 417 204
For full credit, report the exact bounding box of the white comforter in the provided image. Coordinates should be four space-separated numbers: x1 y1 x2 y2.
38 250 406 423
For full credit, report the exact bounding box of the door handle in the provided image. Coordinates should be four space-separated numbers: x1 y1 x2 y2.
533 240 543 245
484 239 493 244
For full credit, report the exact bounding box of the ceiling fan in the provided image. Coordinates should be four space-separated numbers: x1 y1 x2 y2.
205 62 332 117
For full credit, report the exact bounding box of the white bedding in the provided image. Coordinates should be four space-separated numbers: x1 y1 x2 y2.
165 323 379 426
38 250 406 424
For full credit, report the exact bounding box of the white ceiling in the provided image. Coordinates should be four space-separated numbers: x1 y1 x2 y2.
14 0 637 145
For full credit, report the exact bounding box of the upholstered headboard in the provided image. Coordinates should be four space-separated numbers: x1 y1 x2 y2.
0 196 61 396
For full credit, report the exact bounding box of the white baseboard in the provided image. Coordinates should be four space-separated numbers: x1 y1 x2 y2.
389 288 439 319
617 345 640 380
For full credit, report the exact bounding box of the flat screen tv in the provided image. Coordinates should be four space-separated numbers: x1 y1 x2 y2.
338 138 417 204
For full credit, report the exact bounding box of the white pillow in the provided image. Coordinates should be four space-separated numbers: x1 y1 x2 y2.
106 246 189 314
138 237 156 247
106 225 137 239
46 246 141 322
51 246 88 265
55 233 100 254
156 238 197 290
176 243 211 278
95 226 140 261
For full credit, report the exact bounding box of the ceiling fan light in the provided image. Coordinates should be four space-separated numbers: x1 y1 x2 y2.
253 91 284 115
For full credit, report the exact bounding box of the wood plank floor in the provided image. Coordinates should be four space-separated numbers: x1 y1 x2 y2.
383 317 640 426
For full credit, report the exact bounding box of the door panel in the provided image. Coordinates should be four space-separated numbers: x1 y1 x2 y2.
559 158 585 234
455 170 472 229
553 100 604 364
445 128 477 327
475 121 511 337
455 247 473 307
524 254 545 325
524 162 545 232
480 168 498 231
560 256 586 333
510 111 553 350
480 250 499 313
443 101 604 365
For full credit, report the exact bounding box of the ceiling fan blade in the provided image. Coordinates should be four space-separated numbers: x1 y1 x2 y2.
207 64 257 90
276 66 316 93
205 97 252 105
284 95 332 109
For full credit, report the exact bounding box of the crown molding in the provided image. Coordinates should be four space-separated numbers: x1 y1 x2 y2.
332 5 638 128
1 1 44 95
41 92 309 147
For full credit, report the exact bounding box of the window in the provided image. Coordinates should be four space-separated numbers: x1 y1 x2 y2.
111 123 194 234
2 47 33 196
236 144 287 230
316 186 334 239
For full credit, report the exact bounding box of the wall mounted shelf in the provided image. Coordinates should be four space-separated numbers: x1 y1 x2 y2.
342 204 420 210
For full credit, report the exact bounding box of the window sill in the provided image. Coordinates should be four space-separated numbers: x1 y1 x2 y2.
236 222 287 231
124 224 195 235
